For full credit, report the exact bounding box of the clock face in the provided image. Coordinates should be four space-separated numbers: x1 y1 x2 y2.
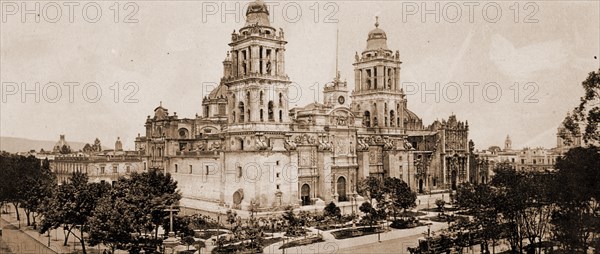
338 96 345 104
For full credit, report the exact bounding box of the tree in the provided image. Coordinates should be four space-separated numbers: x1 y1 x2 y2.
87 169 181 252
359 202 380 228
161 215 194 237
323 202 341 222
245 208 264 250
39 173 110 254
435 199 446 214
499 169 554 253
87 196 139 253
490 163 529 253
551 147 600 253
0 154 46 224
519 172 554 253
561 69 600 145
455 183 503 254
383 177 416 220
281 206 303 237
357 176 384 204
195 240 206 254
181 235 195 251
225 209 243 242
23 158 55 229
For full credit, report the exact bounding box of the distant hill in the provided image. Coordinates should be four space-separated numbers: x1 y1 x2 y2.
0 136 105 153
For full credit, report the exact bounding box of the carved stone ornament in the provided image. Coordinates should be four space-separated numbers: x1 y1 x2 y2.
255 136 269 150
284 139 297 151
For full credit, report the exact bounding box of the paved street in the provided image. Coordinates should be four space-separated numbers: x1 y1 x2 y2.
0 237 14 254
337 233 422 254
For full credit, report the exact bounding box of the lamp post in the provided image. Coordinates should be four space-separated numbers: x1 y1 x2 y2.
163 204 179 254
216 215 220 243
427 224 431 237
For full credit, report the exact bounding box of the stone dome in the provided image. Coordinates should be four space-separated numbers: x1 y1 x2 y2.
365 17 390 52
245 0 271 27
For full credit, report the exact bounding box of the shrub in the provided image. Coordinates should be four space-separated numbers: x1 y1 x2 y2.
390 217 420 229
435 199 446 213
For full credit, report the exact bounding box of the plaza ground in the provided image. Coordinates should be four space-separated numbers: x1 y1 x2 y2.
0 192 467 254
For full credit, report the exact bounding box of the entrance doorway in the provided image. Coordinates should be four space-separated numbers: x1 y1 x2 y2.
301 184 311 206
451 170 457 190
337 177 347 201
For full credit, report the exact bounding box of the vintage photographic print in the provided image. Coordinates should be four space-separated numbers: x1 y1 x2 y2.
1 0 599 253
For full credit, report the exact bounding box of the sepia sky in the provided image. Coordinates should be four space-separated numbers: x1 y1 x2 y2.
1 0 599 151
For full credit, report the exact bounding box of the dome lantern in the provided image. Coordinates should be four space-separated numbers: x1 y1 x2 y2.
365 16 390 52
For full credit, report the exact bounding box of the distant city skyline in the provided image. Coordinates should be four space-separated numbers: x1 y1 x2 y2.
1 1 599 150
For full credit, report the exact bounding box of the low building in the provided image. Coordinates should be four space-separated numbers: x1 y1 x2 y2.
49 136 143 184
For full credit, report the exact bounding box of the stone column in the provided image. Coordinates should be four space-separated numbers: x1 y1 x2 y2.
383 66 387 89
390 68 395 90
362 69 367 90
261 47 266 75
251 46 259 74
232 50 238 77
354 69 361 92
238 50 245 75
275 49 281 76
376 66 384 90
395 67 401 91
280 49 286 75
378 100 384 127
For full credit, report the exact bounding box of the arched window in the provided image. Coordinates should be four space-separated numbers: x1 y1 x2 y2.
238 102 245 122
247 109 251 122
233 111 236 123
260 109 264 122
373 103 377 124
390 110 395 127
246 91 251 103
364 111 371 127
268 101 274 121
279 93 283 106
279 110 283 122
218 104 226 115
260 91 264 104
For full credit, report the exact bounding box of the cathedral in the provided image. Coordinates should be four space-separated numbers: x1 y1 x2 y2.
135 0 471 214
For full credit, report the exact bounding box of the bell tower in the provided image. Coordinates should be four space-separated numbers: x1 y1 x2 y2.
504 135 512 151
223 0 291 129
351 17 405 129
323 30 349 108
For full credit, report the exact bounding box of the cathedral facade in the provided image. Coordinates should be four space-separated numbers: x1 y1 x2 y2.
135 0 471 214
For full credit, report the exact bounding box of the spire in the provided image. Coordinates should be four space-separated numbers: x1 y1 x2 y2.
375 16 379 28
335 28 339 78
